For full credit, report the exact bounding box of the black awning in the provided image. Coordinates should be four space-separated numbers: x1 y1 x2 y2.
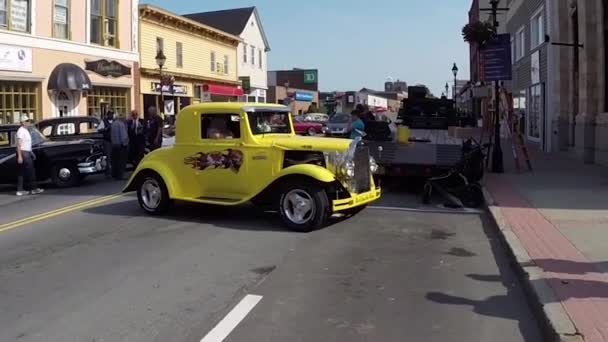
47 63 93 91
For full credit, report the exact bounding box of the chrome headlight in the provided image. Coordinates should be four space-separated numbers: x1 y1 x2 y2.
342 160 355 179
369 156 379 174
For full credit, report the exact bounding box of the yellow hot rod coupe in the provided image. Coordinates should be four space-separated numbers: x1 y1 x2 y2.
123 103 381 232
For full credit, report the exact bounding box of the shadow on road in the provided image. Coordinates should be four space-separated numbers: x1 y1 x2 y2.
425 216 543 342
83 199 351 233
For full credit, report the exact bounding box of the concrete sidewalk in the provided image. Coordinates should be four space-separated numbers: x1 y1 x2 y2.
484 146 608 342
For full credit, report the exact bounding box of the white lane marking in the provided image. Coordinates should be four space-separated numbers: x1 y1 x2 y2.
368 205 484 215
200 294 263 342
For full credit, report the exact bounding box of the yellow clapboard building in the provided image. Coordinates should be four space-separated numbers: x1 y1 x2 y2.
138 4 243 116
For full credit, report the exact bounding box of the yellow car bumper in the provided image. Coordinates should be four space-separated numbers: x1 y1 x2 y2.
332 186 381 212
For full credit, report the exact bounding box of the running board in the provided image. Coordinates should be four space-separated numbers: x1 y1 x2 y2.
196 197 242 203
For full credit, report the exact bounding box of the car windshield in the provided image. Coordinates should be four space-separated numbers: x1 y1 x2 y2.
248 111 293 134
329 114 350 123
28 127 48 146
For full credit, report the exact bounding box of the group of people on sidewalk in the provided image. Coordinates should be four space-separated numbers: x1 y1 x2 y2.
98 105 164 180
14 106 165 196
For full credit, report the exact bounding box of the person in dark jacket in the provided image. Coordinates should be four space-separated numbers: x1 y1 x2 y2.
145 106 163 151
127 110 146 167
97 110 114 178
110 113 129 180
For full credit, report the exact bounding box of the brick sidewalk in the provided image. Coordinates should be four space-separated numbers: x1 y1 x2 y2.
486 173 608 342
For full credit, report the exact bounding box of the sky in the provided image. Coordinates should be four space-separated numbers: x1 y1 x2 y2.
142 0 471 96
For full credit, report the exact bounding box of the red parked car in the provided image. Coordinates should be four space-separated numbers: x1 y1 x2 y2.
293 116 327 136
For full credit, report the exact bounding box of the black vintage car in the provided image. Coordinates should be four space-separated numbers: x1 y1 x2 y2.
37 116 103 142
0 125 106 188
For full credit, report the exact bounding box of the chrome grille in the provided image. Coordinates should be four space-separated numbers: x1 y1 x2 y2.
353 145 371 193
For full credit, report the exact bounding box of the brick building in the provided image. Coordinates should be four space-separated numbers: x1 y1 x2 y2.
267 69 319 114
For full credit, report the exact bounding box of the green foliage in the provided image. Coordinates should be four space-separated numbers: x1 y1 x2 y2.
462 21 495 46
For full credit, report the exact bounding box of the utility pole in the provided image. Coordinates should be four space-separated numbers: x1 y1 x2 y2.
490 0 504 173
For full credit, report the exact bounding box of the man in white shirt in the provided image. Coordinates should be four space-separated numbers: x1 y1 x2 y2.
16 115 44 196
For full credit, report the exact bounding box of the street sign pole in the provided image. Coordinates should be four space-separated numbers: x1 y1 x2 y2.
490 0 504 173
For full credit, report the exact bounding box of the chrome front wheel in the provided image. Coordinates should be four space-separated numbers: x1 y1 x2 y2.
282 189 316 225
279 181 330 232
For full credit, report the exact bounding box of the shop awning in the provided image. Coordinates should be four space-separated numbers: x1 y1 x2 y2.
203 83 244 96
47 63 92 91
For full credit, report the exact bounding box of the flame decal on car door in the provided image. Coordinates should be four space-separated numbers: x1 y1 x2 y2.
184 149 244 173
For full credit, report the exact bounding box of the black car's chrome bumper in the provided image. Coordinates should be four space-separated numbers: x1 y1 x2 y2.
78 156 107 174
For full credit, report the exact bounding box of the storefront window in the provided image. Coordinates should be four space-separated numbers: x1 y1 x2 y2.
86 87 129 117
53 0 69 39
0 0 31 33
90 0 118 47
513 90 526 134
527 85 542 141
0 82 39 124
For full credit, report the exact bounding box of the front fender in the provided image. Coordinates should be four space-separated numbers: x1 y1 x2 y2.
275 164 336 184
123 159 179 196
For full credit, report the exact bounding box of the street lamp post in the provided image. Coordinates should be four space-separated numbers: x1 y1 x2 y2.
490 0 504 173
155 50 167 113
445 83 449 99
452 63 458 108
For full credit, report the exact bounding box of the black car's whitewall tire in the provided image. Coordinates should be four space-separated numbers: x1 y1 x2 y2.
279 180 330 232
137 174 171 214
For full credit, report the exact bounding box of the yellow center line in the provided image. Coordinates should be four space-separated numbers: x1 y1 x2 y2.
0 193 126 233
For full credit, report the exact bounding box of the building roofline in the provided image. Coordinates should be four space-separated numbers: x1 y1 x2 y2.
139 4 242 43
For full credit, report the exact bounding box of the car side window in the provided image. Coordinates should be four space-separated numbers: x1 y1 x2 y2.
57 123 76 135
201 114 241 140
79 122 96 134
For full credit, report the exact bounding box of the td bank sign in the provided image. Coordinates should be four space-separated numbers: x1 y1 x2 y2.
303 70 317 84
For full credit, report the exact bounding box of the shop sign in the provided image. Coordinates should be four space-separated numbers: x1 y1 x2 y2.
303 70 318 84
295 91 314 102
201 92 212 102
85 59 131 77
151 82 188 95
0 44 32 72
164 100 175 115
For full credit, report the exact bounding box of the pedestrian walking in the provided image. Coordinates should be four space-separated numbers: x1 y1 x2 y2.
110 113 129 180
145 106 163 151
97 110 114 178
127 110 146 166
16 115 44 196
348 110 366 140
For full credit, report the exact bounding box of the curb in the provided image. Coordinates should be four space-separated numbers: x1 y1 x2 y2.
482 187 584 342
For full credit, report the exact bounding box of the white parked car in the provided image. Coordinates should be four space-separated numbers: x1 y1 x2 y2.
304 113 329 123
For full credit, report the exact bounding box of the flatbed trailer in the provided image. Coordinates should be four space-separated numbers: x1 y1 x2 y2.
365 129 465 178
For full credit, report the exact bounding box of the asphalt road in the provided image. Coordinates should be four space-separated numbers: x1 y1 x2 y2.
0 177 542 342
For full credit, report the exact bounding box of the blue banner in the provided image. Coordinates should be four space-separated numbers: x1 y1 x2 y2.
483 34 512 81
295 91 314 102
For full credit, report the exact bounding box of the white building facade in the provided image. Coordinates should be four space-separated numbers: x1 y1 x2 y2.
184 7 271 103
